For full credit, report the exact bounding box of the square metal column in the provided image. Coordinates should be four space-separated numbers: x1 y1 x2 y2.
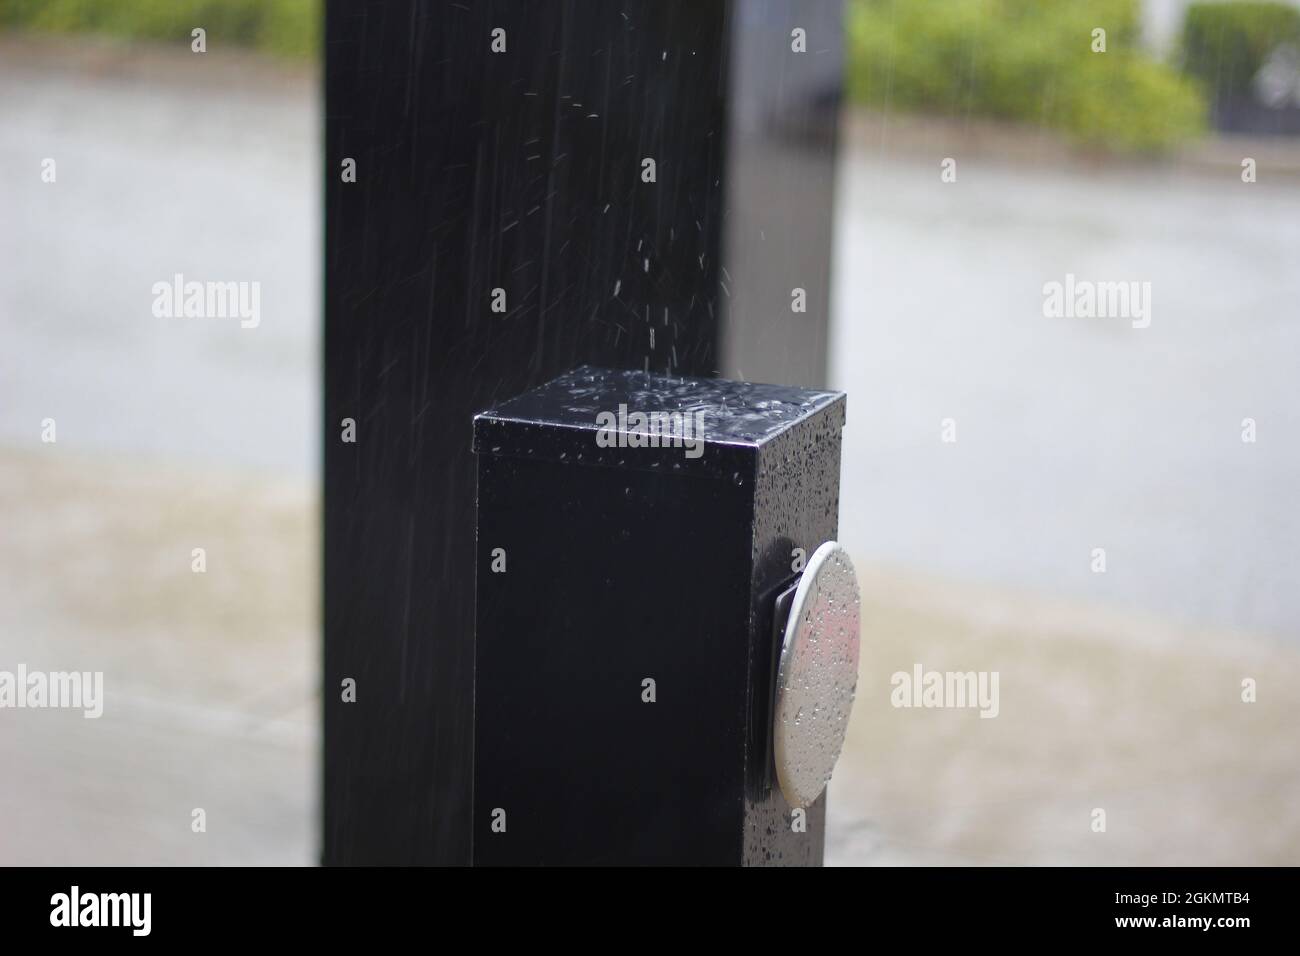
472 366 846 865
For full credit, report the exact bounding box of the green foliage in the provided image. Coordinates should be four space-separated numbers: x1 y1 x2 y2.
1059 51 1209 152
846 0 1206 153
1181 1 1300 98
0 0 320 60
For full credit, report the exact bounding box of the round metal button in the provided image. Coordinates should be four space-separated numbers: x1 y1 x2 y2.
773 541 861 808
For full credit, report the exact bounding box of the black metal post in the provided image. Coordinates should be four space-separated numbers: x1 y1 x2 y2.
472 367 846 865
324 0 842 865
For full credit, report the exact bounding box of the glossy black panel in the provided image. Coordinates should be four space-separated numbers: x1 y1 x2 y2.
324 0 728 866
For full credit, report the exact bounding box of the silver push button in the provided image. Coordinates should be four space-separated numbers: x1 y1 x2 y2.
773 541 861 808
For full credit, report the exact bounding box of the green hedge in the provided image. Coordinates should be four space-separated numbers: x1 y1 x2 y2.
0 0 320 59
847 0 1206 153
1181 1 1300 99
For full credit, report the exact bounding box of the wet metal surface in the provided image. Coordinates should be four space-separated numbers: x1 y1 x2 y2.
474 368 846 865
478 364 842 445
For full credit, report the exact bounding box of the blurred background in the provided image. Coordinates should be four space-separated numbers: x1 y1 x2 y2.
0 0 321 865
1 0 1297 865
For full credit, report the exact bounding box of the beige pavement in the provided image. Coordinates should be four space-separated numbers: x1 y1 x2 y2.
0 451 317 865
828 567 1300 865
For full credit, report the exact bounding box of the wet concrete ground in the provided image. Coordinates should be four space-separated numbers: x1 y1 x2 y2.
0 38 320 865
826 114 1300 863
831 110 1300 640
0 451 317 865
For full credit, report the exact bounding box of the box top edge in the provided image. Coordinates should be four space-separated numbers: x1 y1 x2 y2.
473 365 845 452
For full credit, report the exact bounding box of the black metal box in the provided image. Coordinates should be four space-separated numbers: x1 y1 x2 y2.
473 366 846 865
